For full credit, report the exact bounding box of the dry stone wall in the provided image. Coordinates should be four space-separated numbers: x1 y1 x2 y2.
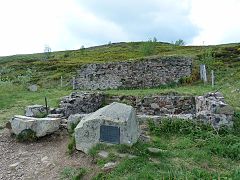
59 92 234 128
75 56 192 90
106 95 195 117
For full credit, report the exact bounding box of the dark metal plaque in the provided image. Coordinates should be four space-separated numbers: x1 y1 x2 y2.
100 125 120 144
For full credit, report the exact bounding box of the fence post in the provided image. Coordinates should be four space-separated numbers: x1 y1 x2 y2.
211 70 214 88
72 76 76 90
200 64 207 84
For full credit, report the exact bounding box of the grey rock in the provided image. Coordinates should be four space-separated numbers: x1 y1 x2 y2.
102 162 117 171
75 102 140 153
47 114 64 118
150 103 159 109
147 147 166 153
25 105 47 118
98 151 109 158
60 92 105 117
9 162 20 169
28 85 38 92
10 115 61 137
67 114 87 131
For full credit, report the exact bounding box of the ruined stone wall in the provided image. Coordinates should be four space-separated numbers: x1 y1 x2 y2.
106 95 195 116
75 56 192 90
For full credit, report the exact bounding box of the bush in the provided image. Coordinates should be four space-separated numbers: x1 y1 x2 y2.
67 135 76 155
16 129 37 142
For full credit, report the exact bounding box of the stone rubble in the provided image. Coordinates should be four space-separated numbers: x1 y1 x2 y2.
60 92 105 117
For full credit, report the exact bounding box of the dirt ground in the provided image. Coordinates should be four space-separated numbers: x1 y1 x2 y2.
0 128 100 180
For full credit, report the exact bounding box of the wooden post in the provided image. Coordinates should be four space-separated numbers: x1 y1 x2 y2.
60 76 63 87
72 76 75 90
211 70 214 88
45 96 48 115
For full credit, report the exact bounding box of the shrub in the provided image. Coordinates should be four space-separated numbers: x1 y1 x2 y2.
16 129 37 142
174 39 185 46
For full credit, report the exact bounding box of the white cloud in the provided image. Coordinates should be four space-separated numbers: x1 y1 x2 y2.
7 0 240 55
190 0 240 45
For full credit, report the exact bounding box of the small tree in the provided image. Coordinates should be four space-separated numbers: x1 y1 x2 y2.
44 45 51 60
174 39 185 46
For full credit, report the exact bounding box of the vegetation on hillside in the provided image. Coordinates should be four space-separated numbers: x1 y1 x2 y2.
0 41 240 179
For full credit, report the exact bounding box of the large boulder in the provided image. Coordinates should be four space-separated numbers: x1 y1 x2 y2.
75 102 140 153
25 105 48 118
10 115 61 137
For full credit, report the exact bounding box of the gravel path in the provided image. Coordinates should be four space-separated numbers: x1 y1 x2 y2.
0 128 100 180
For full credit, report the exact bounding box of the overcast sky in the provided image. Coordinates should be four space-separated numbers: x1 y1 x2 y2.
0 0 240 56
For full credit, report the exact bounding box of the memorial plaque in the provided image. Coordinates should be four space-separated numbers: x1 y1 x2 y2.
100 125 120 144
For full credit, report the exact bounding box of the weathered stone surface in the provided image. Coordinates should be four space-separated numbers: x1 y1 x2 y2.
25 105 47 118
67 114 87 131
10 115 61 137
75 102 140 153
98 151 109 158
107 95 196 116
75 56 192 90
195 92 233 128
147 147 166 153
102 162 117 171
60 92 105 117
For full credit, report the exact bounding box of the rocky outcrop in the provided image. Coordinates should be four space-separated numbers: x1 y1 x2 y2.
59 92 105 117
75 56 192 90
10 115 61 137
75 102 140 153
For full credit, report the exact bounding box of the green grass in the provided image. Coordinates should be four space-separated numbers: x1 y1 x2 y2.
60 166 87 180
0 82 71 126
91 119 240 179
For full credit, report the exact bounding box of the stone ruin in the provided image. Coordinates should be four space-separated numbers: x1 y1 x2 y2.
8 91 235 153
196 92 234 128
75 56 192 90
59 91 234 128
59 92 105 117
75 102 140 153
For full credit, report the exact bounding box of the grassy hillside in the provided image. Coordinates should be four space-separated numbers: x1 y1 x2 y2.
0 41 240 125
0 41 240 179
